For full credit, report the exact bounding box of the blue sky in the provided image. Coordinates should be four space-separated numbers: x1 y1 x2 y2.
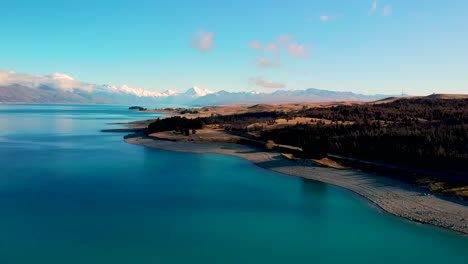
1 0 467 95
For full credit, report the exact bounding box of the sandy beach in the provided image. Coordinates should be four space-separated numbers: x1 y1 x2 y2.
125 135 468 235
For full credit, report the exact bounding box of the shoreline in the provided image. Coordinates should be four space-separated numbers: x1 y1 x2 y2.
125 135 468 235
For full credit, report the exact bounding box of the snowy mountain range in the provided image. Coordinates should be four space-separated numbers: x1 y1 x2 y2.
0 70 387 106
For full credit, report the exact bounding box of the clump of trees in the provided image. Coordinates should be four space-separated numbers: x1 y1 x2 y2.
201 111 285 131
297 98 468 124
129 106 147 111
179 109 199 114
146 116 204 135
261 121 467 172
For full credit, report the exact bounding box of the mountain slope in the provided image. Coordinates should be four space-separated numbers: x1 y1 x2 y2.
191 89 382 106
0 84 112 104
0 83 387 106
185 86 215 97
0 70 389 105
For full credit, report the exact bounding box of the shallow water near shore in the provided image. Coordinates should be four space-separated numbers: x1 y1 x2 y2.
0 104 467 264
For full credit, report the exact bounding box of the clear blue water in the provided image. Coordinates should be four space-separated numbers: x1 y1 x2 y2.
0 104 466 264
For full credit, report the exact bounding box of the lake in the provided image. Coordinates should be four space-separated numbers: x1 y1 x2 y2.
0 104 466 264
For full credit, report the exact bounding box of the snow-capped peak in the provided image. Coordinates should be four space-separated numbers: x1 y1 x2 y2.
185 86 215 97
103 84 166 97
49 73 75 81
163 89 179 96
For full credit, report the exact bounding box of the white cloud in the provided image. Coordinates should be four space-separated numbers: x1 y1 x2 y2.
320 14 342 21
257 56 278 68
369 1 378 14
50 73 75 81
0 69 94 92
278 35 293 43
249 37 284 67
0 69 171 97
249 35 310 68
191 30 214 53
249 41 262 50
288 43 310 58
251 76 285 88
382 5 391 16
249 41 278 51
264 43 278 51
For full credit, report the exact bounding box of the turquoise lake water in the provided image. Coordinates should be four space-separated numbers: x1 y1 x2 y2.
0 104 466 264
